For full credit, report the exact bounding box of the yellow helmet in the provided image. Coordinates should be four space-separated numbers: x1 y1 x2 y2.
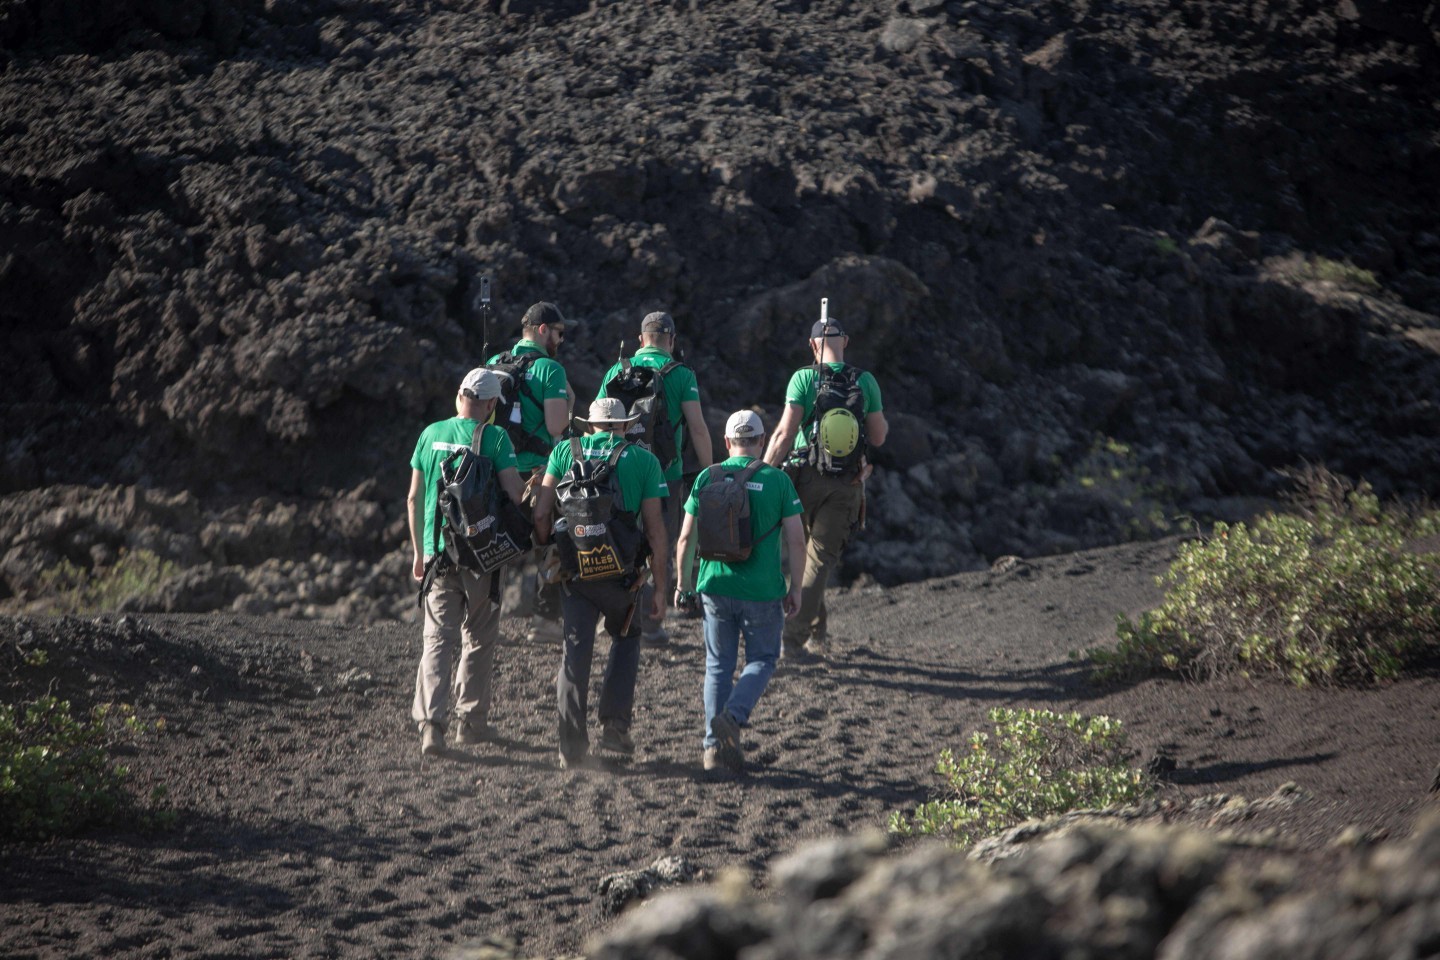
816 408 860 459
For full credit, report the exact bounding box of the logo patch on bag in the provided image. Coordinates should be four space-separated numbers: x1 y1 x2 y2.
572 522 606 538
576 545 625 581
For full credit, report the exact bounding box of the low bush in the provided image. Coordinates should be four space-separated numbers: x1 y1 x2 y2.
0 695 168 841
1092 469 1440 686
36 548 179 615
890 708 1152 845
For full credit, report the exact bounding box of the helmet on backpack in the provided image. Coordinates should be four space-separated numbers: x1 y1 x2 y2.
816 407 860 460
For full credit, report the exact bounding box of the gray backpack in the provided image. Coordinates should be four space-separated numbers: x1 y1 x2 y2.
695 461 779 563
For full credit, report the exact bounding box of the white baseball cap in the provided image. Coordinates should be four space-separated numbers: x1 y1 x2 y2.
459 368 501 400
724 410 764 439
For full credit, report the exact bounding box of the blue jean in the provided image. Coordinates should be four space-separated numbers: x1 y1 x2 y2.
702 593 782 749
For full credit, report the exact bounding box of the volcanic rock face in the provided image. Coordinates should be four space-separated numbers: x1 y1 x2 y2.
1 0 1437 615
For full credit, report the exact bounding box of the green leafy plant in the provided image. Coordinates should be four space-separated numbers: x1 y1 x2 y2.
1305 255 1380 292
1092 469 1440 686
36 548 179 615
0 695 168 841
890 708 1152 845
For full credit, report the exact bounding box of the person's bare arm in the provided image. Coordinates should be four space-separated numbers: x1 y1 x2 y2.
498 466 524 505
680 400 714 469
407 469 426 581
763 403 804 468
533 474 558 544
673 511 697 596
866 410 889 447
544 397 570 442
782 514 805 618
640 496 669 621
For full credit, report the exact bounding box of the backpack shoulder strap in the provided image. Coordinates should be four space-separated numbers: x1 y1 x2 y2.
469 422 488 455
606 439 629 466
735 459 765 484
568 435 583 463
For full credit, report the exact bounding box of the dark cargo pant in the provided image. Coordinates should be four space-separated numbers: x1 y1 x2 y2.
556 577 643 763
783 466 863 648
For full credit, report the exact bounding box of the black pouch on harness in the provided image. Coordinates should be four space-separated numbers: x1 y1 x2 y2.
437 424 532 573
601 358 683 467
555 437 643 582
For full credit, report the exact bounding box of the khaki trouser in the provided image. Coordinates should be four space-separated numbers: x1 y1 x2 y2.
412 565 501 729
784 466 863 646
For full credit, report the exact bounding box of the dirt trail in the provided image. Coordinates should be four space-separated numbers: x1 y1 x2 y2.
2 536 1438 958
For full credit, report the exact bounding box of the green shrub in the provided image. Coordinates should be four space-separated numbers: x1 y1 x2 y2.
890 708 1152 845
37 548 179 615
0 695 167 841
1305 255 1380 292
1093 470 1440 686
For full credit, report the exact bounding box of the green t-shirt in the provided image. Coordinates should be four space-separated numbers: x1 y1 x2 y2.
783 363 883 458
486 338 569 473
410 419 518 558
685 456 803 602
596 345 700 483
544 433 670 517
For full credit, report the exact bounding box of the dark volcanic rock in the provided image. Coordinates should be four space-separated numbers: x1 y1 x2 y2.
1 0 1438 613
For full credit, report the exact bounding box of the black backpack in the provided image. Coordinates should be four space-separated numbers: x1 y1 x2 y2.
433 424 533 574
805 363 868 476
554 438 645 582
601 357 684 468
694 461 780 563
486 350 553 459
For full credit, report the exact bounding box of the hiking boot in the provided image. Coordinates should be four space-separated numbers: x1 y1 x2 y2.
454 717 490 746
420 722 445 757
557 750 593 771
702 747 721 772
710 710 744 773
641 627 671 647
803 637 829 658
782 640 814 662
598 724 635 758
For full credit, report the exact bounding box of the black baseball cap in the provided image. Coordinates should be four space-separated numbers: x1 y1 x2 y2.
641 311 676 334
811 318 845 337
522 301 566 329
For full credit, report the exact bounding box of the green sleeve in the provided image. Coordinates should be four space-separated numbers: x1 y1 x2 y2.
673 365 700 404
783 368 813 409
544 441 571 479
684 467 710 515
861 371 883 414
641 451 669 502
532 357 569 401
482 425 517 472
776 470 804 517
596 362 621 399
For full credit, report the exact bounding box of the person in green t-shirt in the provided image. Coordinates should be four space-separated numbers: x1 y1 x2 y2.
675 410 805 774
486 301 575 644
763 310 889 661
532 398 671 769
406 368 524 758
596 310 715 646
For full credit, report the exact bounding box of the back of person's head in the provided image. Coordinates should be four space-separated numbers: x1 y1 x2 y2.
724 410 764 447
521 301 566 333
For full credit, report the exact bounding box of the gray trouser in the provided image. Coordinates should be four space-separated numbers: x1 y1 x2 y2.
557 577 643 761
412 565 500 729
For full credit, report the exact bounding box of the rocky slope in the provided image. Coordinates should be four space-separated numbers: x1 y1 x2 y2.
1 0 1437 617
